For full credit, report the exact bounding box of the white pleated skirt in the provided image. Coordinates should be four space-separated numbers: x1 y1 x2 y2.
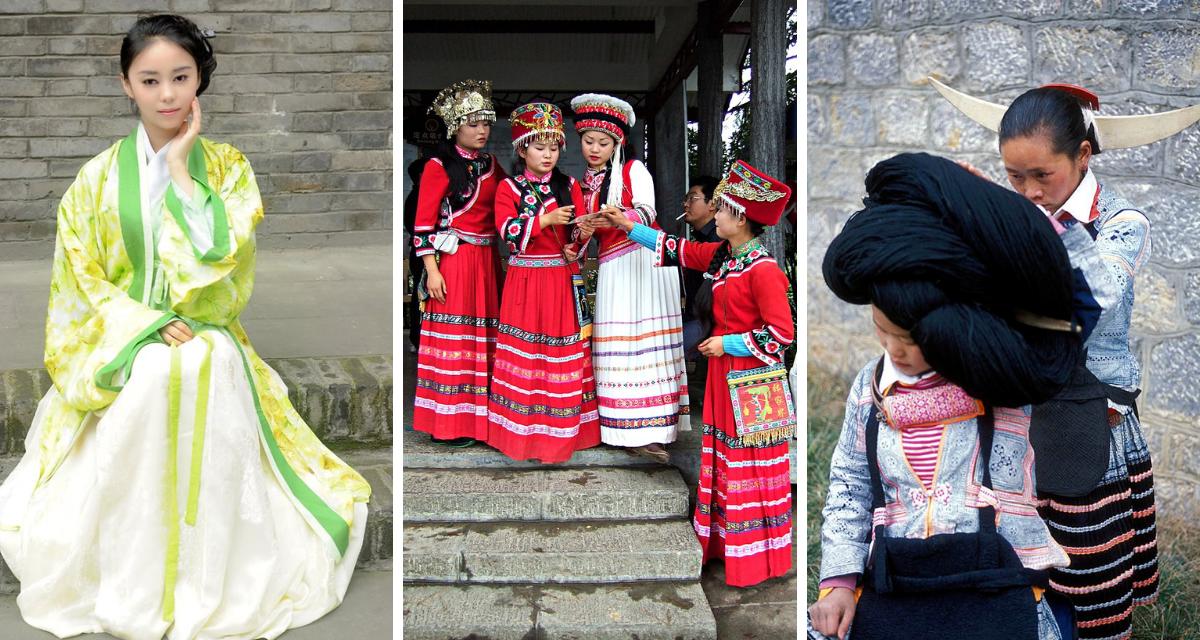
592 245 690 447
0 332 366 640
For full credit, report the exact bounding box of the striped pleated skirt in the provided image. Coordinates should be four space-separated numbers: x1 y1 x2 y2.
412 243 500 440
693 352 793 588
592 244 690 447
486 261 600 463
1037 409 1158 640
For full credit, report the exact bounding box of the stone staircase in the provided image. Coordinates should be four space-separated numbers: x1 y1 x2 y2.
401 431 718 640
0 355 394 594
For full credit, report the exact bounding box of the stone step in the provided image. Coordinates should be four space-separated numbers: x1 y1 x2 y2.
402 582 717 640
0 355 392 456
403 466 691 523
0 570 393 640
403 429 660 469
0 448 392 595
404 519 702 584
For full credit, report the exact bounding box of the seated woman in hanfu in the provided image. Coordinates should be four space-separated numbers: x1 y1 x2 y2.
0 14 370 640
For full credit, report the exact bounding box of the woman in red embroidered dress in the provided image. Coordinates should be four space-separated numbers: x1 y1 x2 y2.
411 79 506 445
487 102 600 463
602 160 794 587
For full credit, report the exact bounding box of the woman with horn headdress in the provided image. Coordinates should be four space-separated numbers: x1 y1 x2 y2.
599 160 794 588
412 79 506 447
567 93 689 464
931 79 1200 640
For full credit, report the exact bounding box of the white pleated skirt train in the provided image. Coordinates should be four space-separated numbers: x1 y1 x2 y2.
0 332 365 640
592 246 690 446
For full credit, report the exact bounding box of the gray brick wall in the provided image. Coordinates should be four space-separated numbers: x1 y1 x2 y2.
808 1 1200 516
0 1 392 258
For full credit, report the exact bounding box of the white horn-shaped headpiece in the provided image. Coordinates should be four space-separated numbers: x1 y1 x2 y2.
929 76 1200 149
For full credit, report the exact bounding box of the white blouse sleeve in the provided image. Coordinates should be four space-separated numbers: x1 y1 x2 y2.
624 160 658 226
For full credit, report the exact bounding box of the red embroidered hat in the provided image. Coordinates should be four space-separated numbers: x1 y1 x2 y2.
510 102 565 148
713 160 792 226
570 93 634 145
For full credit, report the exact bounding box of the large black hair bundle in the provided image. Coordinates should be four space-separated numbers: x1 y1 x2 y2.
822 153 1081 407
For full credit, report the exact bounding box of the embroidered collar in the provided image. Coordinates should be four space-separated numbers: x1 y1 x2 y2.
881 381 983 430
1050 168 1100 224
513 173 556 213
455 144 480 159
583 167 606 193
708 238 770 281
523 168 552 184
731 237 762 259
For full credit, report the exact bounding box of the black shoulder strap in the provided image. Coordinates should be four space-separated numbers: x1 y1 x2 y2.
865 358 887 514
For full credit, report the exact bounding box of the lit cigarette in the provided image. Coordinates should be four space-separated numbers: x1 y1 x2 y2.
674 211 687 220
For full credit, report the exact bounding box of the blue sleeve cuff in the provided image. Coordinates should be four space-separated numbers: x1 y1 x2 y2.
723 334 752 357
628 223 660 250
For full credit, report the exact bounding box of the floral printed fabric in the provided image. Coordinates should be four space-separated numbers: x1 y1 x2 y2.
881 383 984 429
39 135 369 529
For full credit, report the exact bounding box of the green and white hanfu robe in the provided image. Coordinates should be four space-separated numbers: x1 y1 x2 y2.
0 125 371 640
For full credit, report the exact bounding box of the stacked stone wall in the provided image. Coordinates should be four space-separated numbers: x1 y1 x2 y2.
808 0 1200 515
0 0 392 257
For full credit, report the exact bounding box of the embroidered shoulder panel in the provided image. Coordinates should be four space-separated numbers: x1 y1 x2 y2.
502 175 554 253
445 154 493 213
1095 183 1142 228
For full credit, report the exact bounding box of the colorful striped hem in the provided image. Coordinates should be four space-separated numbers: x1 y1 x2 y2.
1056 551 1133 576
594 313 679 325
414 397 488 416
496 343 586 363
1058 530 1135 556
1040 489 1131 513
592 342 682 358
487 411 597 438
492 377 586 399
1050 568 1134 595
592 327 683 343
722 533 792 558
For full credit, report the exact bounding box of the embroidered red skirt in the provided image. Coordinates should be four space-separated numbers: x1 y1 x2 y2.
694 353 793 587
486 260 600 463
412 243 500 440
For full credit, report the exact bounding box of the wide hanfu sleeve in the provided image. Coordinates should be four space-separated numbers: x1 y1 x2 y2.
44 166 176 412
158 141 261 328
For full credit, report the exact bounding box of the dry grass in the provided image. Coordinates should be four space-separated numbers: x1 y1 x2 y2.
805 365 1200 638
